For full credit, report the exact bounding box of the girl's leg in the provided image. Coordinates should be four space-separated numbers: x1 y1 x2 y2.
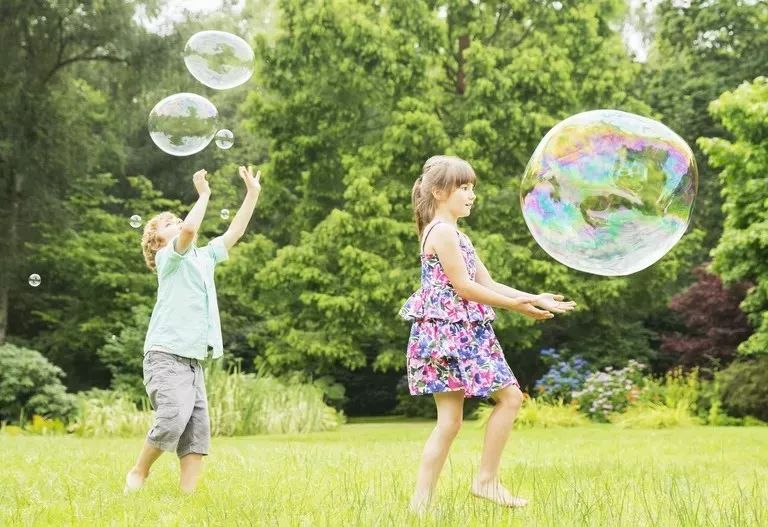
125 442 163 493
179 453 203 493
410 390 465 512
471 384 527 507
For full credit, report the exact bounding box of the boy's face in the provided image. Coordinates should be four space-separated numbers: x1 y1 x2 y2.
156 216 183 246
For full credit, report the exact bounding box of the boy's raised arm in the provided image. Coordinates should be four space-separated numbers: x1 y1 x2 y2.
222 165 261 251
177 169 211 254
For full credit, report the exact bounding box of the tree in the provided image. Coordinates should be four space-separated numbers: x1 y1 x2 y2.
0 0 164 343
700 76 768 356
236 0 700 393
637 0 768 251
18 173 181 390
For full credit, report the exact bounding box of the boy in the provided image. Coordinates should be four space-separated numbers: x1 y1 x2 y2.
125 165 261 494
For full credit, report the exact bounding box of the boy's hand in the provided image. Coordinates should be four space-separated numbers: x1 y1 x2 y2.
193 169 210 196
238 165 261 195
535 293 577 314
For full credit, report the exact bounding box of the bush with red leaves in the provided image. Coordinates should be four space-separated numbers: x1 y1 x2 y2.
660 265 752 369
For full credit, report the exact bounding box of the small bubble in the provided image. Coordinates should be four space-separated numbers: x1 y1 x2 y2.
28 274 41 287
129 215 142 229
215 129 234 150
220 209 230 220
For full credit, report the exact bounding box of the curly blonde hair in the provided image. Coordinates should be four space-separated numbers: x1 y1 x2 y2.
141 212 180 272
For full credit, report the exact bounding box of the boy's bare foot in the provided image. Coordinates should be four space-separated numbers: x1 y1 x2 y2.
123 468 148 495
471 478 528 508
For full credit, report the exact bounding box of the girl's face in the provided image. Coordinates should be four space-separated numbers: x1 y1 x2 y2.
157 216 183 245
442 182 476 218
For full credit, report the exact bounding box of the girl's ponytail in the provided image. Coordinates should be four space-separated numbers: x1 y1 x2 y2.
412 176 429 237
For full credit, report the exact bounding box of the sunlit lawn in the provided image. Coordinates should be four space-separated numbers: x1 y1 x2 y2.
2 420 766 526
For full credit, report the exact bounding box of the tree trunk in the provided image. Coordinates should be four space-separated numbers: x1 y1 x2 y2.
0 170 22 344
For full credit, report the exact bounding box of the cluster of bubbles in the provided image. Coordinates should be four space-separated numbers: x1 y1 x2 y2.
148 31 253 156
520 110 697 276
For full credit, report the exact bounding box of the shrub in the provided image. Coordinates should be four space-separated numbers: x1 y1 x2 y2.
716 355 768 421
25 415 67 435
572 360 646 421
638 367 701 411
660 265 751 369
0 344 76 424
534 348 591 402
70 365 346 438
475 396 589 428
205 362 344 435
69 389 152 438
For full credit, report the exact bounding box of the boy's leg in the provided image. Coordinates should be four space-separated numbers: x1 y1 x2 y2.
179 454 204 494
125 442 163 493
177 359 210 493
126 351 195 493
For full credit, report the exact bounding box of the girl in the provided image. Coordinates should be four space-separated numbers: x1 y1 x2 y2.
125 165 261 494
400 155 575 512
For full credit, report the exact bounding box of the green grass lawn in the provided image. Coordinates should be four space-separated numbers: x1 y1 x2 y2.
2 422 766 526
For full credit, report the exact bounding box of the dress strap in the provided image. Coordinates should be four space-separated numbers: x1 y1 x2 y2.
421 221 443 253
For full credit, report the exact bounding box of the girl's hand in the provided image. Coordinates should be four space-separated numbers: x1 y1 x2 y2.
535 293 577 314
508 297 555 320
193 169 210 196
238 165 261 195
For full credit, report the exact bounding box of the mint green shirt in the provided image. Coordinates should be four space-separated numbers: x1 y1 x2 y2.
143 235 229 359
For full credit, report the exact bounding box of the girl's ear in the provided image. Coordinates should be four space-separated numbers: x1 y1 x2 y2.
431 187 445 201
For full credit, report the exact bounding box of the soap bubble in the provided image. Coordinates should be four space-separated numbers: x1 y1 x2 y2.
184 30 254 90
215 129 234 149
148 93 218 156
129 215 142 229
28 274 41 287
220 209 230 220
520 110 697 276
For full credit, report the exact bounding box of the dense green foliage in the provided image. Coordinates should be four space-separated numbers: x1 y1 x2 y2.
1 0 766 416
716 354 768 422
700 77 768 357
0 344 76 422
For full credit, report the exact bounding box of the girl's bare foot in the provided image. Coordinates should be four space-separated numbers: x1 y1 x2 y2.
409 492 431 516
470 478 528 507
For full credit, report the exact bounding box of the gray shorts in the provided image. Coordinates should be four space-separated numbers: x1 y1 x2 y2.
143 350 210 457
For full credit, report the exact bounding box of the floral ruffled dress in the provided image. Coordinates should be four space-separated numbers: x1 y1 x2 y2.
399 222 519 398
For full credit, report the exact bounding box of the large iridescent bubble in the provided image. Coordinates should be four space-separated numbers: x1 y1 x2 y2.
148 93 218 156
520 110 697 276
184 31 254 90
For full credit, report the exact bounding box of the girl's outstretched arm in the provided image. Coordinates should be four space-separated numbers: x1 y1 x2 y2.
222 165 261 251
177 169 211 254
475 257 577 314
430 224 553 320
